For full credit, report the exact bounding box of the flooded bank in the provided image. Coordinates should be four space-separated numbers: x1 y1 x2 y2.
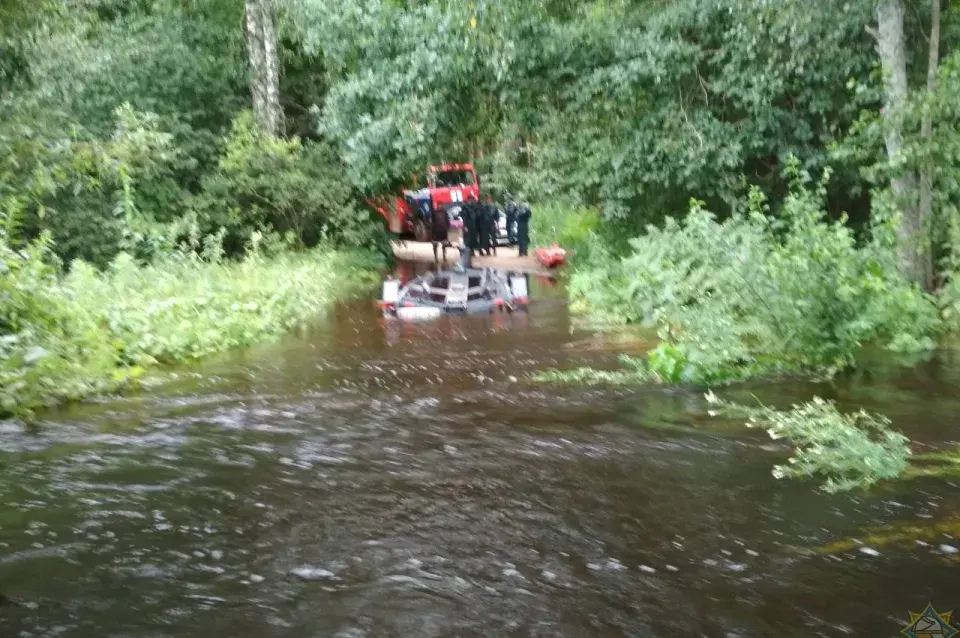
0 269 958 637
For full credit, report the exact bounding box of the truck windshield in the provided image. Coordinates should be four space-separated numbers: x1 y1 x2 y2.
433 170 475 187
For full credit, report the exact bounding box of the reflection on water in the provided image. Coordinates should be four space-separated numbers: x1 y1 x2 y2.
0 265 958 637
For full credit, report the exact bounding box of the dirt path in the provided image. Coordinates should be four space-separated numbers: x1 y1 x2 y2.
391 241 561 277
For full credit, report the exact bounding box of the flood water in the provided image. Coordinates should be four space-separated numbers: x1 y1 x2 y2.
1 264 958 637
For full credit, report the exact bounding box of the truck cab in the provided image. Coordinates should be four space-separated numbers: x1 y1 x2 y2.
426 163 480 212
368 163 481 241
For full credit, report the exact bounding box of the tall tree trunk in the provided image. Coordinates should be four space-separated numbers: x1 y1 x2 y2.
875 0 924 285
261 1 282 135
917 0 941 290
244 0 281 136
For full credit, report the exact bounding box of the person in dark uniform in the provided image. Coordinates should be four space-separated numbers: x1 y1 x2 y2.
430 206 450 265
485 197 499 256
476 197 491 256
461 195 480 257
517 202 532 257
505 196 518 245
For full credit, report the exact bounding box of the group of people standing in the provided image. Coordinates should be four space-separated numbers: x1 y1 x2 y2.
428 193 533 266
459 195 499 257
430 195 532 262
504 197 533 257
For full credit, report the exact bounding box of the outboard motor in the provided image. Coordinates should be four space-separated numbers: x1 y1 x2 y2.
509 274 529 305
458 243 471 270
379 276 400 315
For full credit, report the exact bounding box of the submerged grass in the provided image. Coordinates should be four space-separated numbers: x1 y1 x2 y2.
1 234 381 422
815 518 960 555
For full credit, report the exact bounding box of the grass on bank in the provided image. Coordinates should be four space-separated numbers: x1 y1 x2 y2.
1 229 381 422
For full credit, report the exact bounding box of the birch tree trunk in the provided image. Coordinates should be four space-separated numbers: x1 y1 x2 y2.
875 0 923 285
917 0 941 290
244 0 282 136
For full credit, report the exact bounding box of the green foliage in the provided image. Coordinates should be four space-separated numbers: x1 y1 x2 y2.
291 0 497 193
528 200 599 248
532 354 649 385
939 214 960 330
18 7 247 135
191 111 392 255
0 229 127 420
287 0 898 234
542 159 940 385
0 217 380 421
705 392 911 493
0 103 184 266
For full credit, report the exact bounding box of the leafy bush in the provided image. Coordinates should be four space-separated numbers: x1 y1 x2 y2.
0 103 184 267
191 112 392 257
939 214 960 330
705 392 911 493
0 231 127 420
541 159 941 385
0 217 380 421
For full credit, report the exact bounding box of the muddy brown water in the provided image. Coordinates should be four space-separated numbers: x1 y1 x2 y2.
1 263 959 637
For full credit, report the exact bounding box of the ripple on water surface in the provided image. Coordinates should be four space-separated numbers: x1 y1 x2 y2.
1 289 959 637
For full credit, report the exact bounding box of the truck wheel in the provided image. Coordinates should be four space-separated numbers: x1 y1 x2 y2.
413 218 430 242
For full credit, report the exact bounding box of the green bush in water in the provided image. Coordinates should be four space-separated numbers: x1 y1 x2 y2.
0 219 380 422
1 231 127 420
705 392 911 493
542 158 941 385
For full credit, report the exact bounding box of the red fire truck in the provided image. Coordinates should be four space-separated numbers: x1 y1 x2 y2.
367 163 480 241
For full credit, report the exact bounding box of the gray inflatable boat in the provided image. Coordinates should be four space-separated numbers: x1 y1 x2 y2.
379 267 529 319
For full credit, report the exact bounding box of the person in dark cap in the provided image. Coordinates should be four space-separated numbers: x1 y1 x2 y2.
517 201 532 257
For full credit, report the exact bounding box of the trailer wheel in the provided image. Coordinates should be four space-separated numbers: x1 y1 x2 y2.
413 218 430 242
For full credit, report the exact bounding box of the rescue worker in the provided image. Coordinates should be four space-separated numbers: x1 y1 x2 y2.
461 195 480 257
517 202 532 257
477 196 492 256
486 198 499 257
431 205 450 265
505 195 518 245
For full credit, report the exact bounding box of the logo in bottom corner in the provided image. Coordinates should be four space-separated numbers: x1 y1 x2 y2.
901 603 959 638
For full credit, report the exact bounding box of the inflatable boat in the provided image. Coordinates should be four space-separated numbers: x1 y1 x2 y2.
536 244 567 268
379 267 529 320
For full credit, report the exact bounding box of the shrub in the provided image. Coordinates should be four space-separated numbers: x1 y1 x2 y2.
190 112 392 257
0 216 380 421
0 229 127 419
539 158 941 385
0 103 186 267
